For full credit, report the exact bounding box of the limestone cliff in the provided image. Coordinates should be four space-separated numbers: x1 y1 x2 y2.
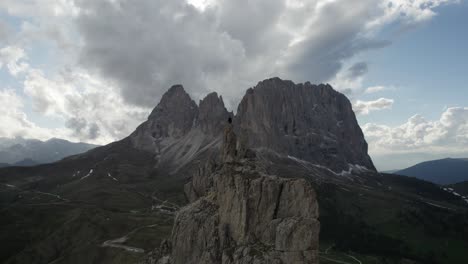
130 78 374 175
129 87 230 172
154 125 320 264
236 78 374 171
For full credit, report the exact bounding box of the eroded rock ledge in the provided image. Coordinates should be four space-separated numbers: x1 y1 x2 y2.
151 125 320 264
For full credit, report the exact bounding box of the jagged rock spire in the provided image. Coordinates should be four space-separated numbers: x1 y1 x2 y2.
222 117 237 163
198 92 230 135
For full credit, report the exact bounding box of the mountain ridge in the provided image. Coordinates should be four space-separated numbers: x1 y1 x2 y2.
129 77 375 175
0 137 99 165
396 157 468 185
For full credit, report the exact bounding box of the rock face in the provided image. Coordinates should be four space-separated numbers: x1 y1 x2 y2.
160 126 320 264
131 85 199 153
130 78 374 174
236 78 375 171
222 120 237 163
130 87 230 171
199 92 232 136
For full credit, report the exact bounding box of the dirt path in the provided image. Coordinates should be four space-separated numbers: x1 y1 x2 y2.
101 223 160 253
345 254 363 264
320 255 355 264
101 236 145 253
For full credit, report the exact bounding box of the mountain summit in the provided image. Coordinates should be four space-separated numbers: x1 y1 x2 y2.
130 77 374 174
130 84 230 172
236 78 374 171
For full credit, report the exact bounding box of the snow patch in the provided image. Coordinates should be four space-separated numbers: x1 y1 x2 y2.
102 236 144 253
337 164 370 177
337 167 352 177
152 204 176 215
441 188 468 203
285 155 371 178
425 202 453 210
107 173 118 181
80 169 93 180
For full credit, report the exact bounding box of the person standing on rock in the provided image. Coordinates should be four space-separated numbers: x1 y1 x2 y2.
223 117 237 162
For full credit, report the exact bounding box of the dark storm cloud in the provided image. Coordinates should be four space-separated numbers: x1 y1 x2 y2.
348 62 368 79
216 0 287 55
0 20 12 43
75 0 245 107
73 0 392 108
281 0 390 84
66 117 100 140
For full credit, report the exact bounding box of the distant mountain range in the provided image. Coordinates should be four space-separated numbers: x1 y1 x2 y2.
0 137 98 166
395 158 468 185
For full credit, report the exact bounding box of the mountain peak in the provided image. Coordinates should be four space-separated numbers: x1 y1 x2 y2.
260 76 294 84
130 79 375 171
131 85 199 152
167 84 185 93
46 137 67 143
198 92 230 135
149 84 195 119
236 78 374 171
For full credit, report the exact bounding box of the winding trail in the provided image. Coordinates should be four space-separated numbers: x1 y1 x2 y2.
345 254 363 264
101 223 160 253
1 183 70 203
101 236 145 253
325 244 334 254
319 245 362 264
319 255 354 264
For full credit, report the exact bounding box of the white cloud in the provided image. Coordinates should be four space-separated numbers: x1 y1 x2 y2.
22 67 149 144
353 98 394 115
363 107 468 155
0 49 149 144
0 88 68 140
0 0 460 144
0 46 30 76
73 0 457 109
0 0 79 18
365 85 386 94
187 0 215 10
366 0 457 31
330 62 369 95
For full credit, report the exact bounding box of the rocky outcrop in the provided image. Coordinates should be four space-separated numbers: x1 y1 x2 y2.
222 121 237 163
236 77 375 171
159 125 320 264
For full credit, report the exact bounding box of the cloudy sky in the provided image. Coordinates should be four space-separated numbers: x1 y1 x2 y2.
0 0 467 170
